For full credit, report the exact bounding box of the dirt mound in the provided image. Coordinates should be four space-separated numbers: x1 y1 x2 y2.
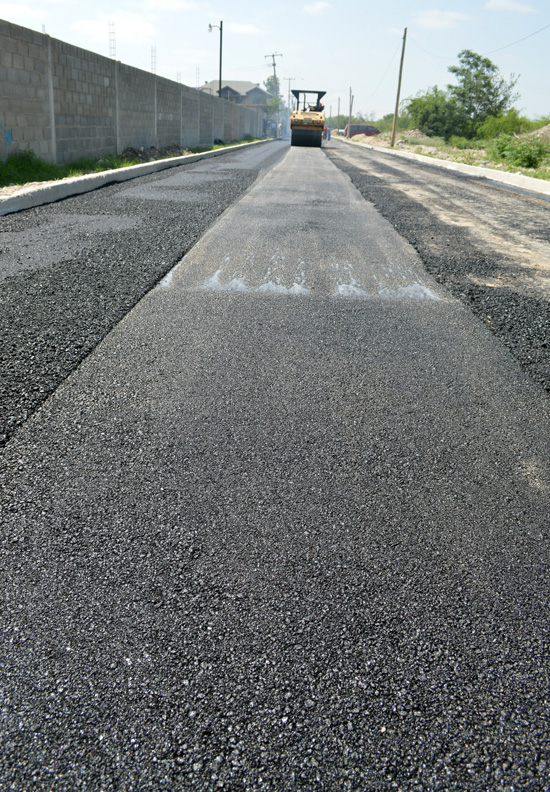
528 124 550 141
120 145 192 163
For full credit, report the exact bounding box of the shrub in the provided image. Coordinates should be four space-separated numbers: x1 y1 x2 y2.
476 109 533 140
488 134 549 168
405 87 462 140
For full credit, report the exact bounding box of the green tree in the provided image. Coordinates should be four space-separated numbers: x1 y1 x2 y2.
447 49 519 137
264 75 282 111
374 110 413 134
406 86 460 139
476 108 532 139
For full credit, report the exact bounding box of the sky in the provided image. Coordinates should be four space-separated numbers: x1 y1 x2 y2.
2 0 549 121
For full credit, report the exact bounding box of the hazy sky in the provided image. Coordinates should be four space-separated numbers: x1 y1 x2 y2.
2 0 548 120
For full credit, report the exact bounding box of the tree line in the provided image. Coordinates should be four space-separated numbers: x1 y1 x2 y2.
327 49 548 143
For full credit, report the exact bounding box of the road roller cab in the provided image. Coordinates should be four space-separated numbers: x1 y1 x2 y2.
290 90 326 148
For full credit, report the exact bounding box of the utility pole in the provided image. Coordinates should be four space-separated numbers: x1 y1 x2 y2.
284 77 295 111
265 52 283 96
284 77 295 135
391 27 407 147
347 87 353 137
265 53 282 136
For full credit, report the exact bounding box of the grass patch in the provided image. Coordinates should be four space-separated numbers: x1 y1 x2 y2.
0 149 142 188
63 154 142 177
0 150 60 187
400 136 433 147
0 138 263 189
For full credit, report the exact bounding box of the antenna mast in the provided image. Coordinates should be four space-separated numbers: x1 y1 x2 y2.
108 21 116 59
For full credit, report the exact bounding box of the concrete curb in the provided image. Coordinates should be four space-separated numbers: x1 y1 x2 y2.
0 139 277 217
336 137 550 197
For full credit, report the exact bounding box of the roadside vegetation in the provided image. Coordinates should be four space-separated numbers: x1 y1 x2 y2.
327 49 550 180
0 150 142 189
0 136 259 189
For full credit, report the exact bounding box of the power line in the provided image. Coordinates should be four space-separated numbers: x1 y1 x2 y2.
482 21 550 55
409 35 454 61
366 40 402 100
409 20 550 61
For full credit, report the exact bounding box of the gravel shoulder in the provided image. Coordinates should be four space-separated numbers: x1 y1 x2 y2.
326 140 550 397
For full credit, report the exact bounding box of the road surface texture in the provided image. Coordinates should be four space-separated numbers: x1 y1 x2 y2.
0 143 284 447
1 143 550 791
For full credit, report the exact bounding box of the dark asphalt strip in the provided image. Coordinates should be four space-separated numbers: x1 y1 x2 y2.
1 290 550 790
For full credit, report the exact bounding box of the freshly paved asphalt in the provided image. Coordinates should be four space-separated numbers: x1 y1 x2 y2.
1 144 550 790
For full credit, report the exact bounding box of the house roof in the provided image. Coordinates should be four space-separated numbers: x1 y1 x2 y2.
201 80 272 99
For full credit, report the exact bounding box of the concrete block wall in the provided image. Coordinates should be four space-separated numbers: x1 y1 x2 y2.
0 19 262 164
181 86 200 149
117 62 156 152
212 100 225 142
199 94 213 147
156 76 181 149
0 21 52 161
52 38 117 162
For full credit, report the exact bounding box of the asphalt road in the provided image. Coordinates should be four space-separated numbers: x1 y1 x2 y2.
0 142 284 447
1 142 550 791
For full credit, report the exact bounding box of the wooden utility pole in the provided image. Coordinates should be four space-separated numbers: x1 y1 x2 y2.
265 53 283 133
347 87 353 137
265 52 283 96
391 27 407 147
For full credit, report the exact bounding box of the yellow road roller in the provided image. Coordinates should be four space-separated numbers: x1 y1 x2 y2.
290 90 326 147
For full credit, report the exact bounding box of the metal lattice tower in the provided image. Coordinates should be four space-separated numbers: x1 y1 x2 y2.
108 22 116 59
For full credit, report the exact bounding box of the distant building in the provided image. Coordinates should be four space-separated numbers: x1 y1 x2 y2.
201 80 277 136
201 80 272 106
